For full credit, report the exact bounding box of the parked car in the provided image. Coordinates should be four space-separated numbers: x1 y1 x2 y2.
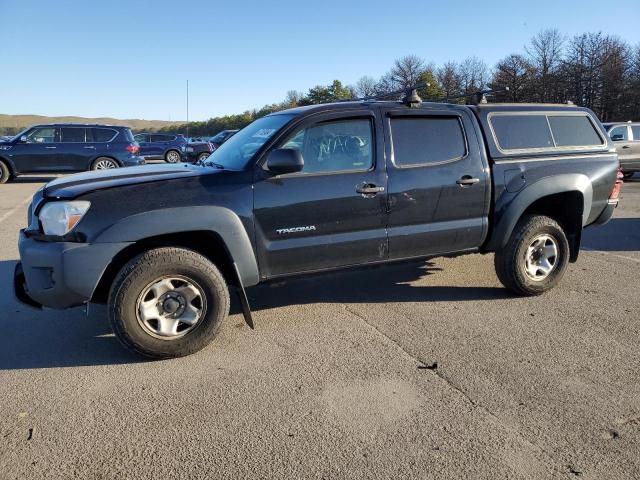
0 124 144 183
133 133 187 163
183 140 214 163
14 94 621 359
208 129 238 149
603 122 639 179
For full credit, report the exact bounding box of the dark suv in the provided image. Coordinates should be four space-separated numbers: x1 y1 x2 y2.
603 122 640 179
0 124 144 183
134 133 187 163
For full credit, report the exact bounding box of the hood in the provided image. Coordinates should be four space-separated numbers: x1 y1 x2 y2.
44 163 212 199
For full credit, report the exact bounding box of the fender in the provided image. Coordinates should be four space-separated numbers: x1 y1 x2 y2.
93 206 260 287
486 173 593 251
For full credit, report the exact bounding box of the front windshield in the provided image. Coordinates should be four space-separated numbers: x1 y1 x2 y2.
205 114 295 170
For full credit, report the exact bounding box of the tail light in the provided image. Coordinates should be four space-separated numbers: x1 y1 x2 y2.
609 168 623 201
208 142 213 152
126 143 140 155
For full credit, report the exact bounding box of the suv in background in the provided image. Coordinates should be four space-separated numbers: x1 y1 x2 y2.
0 124 144 183
208 130 238 149
603 122 640 179
134 133 187 163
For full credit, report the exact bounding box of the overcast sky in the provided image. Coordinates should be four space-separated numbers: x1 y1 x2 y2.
1 0 639 121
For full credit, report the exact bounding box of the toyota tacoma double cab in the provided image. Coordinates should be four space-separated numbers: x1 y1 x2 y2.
14 90 622 358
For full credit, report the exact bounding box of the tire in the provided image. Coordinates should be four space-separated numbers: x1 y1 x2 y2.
91 157 119 170
0 160 10 184
108 247 230 359
494 214 570 296
197 152 210 163
622 172 634 180
165 150 181 163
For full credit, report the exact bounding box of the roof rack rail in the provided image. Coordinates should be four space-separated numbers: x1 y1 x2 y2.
429 87 509 105
335 82 428 107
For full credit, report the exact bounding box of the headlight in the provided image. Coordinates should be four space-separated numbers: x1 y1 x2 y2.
0 146 12 151
38 201 91 236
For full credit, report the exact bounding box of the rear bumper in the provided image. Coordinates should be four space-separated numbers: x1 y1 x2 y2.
122 156 146 167
591 200 618 226
14 230 132 309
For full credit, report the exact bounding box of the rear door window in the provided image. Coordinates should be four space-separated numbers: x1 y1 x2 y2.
91 128 117 142
390 116 466 166
609 125 629 141
490 115 554 150
631 125 640 141
151 134 169 142
548 115 603 147
60 127 86 143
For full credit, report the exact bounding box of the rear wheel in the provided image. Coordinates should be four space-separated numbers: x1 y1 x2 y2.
0 160 10 184
91 157 119 170
165 150 181 163
108 247 230 359
494 215 570 296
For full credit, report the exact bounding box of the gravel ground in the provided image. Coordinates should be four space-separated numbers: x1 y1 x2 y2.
0 173 638 479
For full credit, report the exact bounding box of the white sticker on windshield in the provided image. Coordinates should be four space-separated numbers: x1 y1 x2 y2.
253 129 275 139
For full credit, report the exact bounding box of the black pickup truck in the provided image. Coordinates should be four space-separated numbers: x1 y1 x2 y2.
14 92 622 358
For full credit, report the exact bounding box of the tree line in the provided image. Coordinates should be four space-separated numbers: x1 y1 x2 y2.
165 29 640 138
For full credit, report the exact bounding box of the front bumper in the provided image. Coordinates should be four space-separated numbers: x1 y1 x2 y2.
14 230 132 309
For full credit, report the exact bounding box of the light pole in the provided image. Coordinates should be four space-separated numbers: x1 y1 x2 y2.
186 79 189 139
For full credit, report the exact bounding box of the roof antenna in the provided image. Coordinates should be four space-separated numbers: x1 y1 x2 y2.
402 84 426 107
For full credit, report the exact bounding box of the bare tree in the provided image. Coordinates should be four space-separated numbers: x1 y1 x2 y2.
389 55 426 88
459 57 488 95
490 54 536 102
526 29 565 102
436 61 462 99
355 76 378 97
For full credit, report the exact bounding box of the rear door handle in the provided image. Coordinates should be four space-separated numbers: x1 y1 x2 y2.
456 176 480 186
84 146 96 149
622 145 631 149
45 146 57 149
356 183 385 195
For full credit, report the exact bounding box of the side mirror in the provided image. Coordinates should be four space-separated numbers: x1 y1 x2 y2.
266 148 304 174
611 134 624 141
19 135 28 143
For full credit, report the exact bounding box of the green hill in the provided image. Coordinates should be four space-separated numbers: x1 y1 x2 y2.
0 114 183 135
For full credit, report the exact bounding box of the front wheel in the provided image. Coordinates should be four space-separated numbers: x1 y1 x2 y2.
165 150 181 163
197 152 210 163
108 247 230 358
494 215 570 296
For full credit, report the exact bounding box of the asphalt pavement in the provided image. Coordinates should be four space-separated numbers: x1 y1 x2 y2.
0 174 638 479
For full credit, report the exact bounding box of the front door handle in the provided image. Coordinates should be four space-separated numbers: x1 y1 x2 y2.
45 146 57 149
84 146 96 149
457 176 480 186
356 183 385 196
622 145 631 149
